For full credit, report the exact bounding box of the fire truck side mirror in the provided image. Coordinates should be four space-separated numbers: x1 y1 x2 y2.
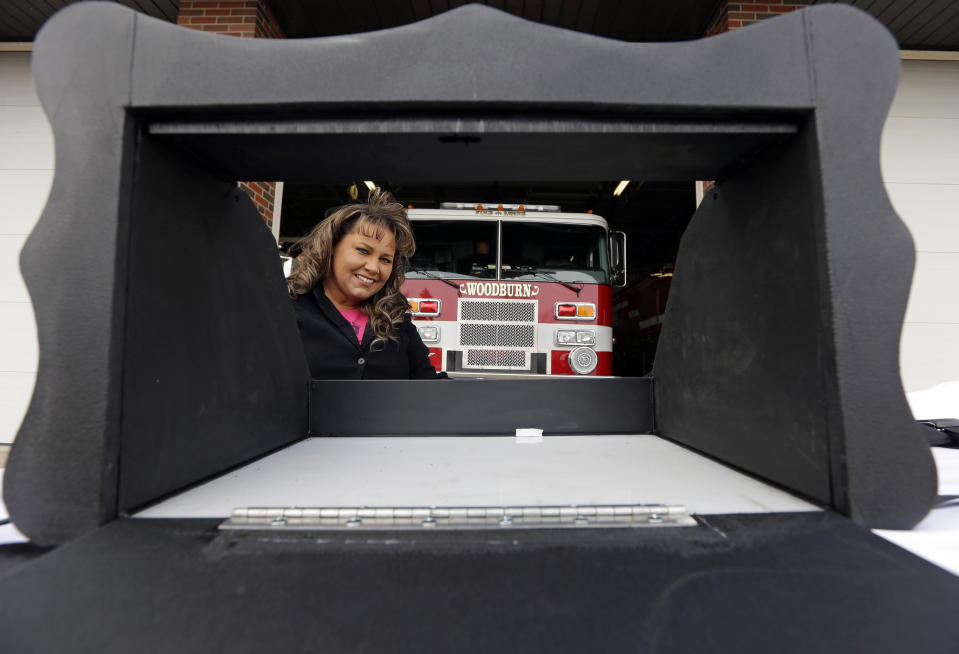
610 231 627 287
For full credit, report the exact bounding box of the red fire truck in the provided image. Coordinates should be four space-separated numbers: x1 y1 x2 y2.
611 268 673 376
401 203 625 376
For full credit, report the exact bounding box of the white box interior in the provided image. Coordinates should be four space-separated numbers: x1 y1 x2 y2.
135 434 820 518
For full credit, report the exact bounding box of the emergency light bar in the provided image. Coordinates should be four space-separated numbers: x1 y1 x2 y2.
439 202 561 212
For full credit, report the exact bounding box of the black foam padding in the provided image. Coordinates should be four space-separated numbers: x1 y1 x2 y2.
655 125 835 505
2 6 139 546
799 9 938 529
1 514 957 653
654 10 936 529
150 119 798 184
129 7 811 112
4 4 309 544
132 4 809 183
6 2 936 543
0 543 52 581
116 134 309 513
310 378 654 435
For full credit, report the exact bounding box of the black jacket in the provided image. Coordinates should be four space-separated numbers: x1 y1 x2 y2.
292 287 447 380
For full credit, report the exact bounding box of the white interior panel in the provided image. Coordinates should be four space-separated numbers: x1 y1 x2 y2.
904 252 959 324
886 183 959 253
136 435 821 519
901 323 959 393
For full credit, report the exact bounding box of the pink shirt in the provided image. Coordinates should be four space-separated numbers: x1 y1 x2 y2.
337 307 368 343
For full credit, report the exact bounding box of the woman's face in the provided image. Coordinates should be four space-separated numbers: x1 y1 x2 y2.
322 219 396 309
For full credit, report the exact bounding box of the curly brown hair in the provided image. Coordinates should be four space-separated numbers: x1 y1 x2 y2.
286 188 415 350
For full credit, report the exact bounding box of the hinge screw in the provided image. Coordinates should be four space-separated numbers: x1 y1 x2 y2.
648 514 663 524
499 516 513 527
271 516 287 526
574 515 589 525
346 517 362 527
421 518 437 528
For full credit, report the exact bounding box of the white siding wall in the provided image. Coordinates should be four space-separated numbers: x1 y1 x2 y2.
882 58 959 393
0 51 52 445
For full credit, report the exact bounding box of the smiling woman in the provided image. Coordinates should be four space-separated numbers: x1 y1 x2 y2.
287 189 447 379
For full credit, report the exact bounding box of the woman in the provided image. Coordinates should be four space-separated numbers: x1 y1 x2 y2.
287 189 447 379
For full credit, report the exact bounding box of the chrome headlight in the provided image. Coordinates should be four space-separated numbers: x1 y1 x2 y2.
556 329 595 346
568 346 598 374
417 325 440 343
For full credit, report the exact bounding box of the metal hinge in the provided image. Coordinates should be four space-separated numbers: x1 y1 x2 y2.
219 504 697 531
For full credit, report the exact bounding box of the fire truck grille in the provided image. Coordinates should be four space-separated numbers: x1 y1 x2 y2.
458 299 537 369
499 302 536 322
466 350 527 369
460 300 536 323
460 301 498 322
460 324 535 347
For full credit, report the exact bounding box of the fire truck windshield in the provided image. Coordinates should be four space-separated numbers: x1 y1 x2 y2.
406 219 610 285
501 222 609 285
405 219 498 280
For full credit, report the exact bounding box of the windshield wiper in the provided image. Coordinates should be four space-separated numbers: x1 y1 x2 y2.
407 266 460 289
516 266 583 294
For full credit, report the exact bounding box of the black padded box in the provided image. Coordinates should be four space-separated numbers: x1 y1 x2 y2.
1 4 956 651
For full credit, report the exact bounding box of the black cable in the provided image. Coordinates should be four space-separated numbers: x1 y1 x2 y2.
918 419 959 448
934 495 959 509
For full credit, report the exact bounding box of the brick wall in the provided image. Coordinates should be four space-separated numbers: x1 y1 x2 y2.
177 0 284 39
176 1 284 229
238 181 276 221
700 0 812 195
704 0 812 37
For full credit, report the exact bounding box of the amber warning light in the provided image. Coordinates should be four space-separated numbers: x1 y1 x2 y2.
555 302 596 320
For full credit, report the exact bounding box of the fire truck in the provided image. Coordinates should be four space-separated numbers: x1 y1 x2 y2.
402 203 626 376
611 268 673 376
